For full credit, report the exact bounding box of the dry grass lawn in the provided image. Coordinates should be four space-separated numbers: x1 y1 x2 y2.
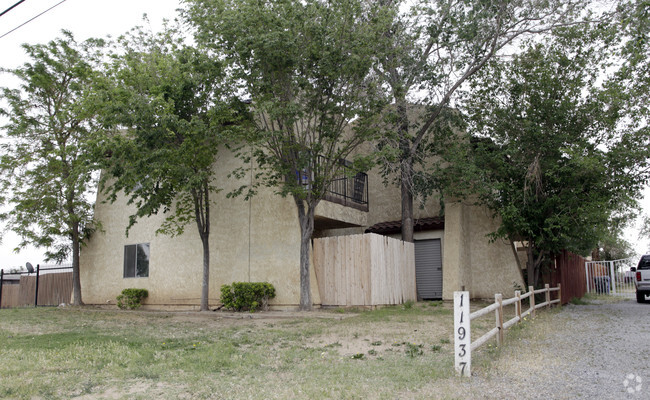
0 299 553 399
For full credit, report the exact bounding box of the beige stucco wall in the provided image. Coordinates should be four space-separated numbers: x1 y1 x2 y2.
82 139 523 308
365 166 442 226
81 148 320 309
314 199 367 227
441 201 524 300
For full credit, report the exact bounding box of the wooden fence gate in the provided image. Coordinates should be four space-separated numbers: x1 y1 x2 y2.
313 233 416 307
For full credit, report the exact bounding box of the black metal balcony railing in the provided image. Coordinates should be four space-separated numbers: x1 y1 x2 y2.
324 169 369 212
297 156 369 211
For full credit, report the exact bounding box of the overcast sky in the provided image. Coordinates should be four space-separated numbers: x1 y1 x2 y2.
0 0 648 270
0 0 181 269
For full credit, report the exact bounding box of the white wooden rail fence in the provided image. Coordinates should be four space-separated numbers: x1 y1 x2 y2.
454 284 561 377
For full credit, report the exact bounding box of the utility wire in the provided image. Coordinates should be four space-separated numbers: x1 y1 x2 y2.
0 0 68 40
0 0 27 18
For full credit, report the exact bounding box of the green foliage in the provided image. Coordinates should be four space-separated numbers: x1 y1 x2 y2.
640 215 650 241
569 297 589 305
116 288 149 310
220 282 276 312
184 0 388 310
438 27 649 286
0 31 107 305
370 0 591 242
99 23 245 238
98 22 249 311
404 343 423 358
402 300 414 310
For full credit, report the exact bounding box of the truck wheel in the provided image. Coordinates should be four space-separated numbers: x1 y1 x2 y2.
637 291 646 303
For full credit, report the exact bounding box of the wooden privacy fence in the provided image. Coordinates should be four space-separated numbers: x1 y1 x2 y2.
548 251 586 304
313 233 416 307
0 265 73 308
454 284 561 377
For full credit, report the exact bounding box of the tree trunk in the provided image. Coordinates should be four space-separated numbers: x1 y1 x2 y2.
200 233 210 311
525 241 546 289
400 165 414 243
193 183 211 312
295 197 316 311
71 222 83 306
396 95 415 243
526 241 536 289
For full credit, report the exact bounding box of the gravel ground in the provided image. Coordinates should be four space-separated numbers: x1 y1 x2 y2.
451 299 650 399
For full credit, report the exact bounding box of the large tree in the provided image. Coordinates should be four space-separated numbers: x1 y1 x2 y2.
372 0 593 243
184 0 386 310
442 30 650 287
0 32 106 305
98 25 245 311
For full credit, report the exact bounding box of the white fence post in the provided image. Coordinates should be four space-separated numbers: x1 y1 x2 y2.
495 294 503 345
609 261 617 295
454 291 471 377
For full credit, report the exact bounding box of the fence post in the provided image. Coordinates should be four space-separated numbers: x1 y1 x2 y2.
558 284 562 307
545 283 550 309
0 269 3 309
529 286 536 318
515 290 522 322
34 264 40 307
495 293 504 346
454 291 471 377
608 261 616 295
585 262 590 294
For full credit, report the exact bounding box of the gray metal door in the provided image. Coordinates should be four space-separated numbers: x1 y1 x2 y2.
414 239 443 299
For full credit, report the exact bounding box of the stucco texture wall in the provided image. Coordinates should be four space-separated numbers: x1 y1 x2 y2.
441 202 524 300
80 148 319 309
365 166 442 227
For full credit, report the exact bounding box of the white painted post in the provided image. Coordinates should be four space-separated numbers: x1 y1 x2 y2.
454 291 471 377
495 294 503 345
585 262 590 294
609 261 616 295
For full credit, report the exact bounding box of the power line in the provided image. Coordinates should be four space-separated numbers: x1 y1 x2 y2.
0 0 68 40
0 0 27 18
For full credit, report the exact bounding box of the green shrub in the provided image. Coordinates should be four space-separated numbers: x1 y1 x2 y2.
570 297 589 305
405 343 424 357
116 288 149 310
220 282 276 312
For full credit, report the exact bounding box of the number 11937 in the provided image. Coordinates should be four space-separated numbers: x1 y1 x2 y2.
454 291 471 377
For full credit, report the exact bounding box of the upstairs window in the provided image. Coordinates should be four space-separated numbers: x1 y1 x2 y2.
123 243 150 278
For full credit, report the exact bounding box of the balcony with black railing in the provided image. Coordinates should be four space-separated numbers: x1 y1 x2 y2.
323 169 369 212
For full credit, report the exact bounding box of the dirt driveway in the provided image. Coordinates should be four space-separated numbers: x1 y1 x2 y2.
451 299 650 399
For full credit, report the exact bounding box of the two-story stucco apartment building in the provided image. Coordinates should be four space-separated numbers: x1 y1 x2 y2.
80 144 524 309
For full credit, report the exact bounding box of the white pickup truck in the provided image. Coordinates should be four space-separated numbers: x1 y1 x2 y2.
633 254 650 303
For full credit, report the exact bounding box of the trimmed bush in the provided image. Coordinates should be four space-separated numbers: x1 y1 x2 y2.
116 288 149 310
220 282 276 312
